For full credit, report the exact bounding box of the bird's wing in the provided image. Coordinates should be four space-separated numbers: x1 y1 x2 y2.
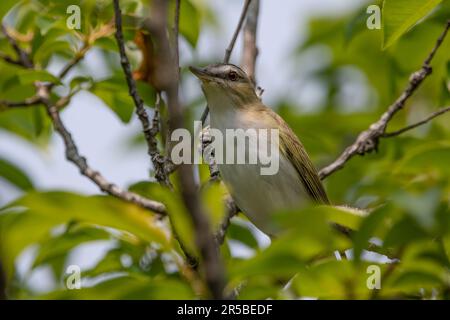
273 111 330 204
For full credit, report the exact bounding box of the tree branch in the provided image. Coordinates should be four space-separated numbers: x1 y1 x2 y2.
223 0 252 63
382 106 450 138
1 24 33 69
113 0 171 187
34 84 167 215
382 107 450 138
215 196 239 245
319 20 450 180
201 0 253 124
146 0 226 299
241 0 259 83
173 0 181 75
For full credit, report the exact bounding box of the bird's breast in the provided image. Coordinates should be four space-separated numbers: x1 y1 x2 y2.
210 108 308 235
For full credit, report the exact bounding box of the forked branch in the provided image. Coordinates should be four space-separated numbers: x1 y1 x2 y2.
319 20 450 180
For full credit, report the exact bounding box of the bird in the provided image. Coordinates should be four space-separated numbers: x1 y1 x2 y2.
190 63 329 236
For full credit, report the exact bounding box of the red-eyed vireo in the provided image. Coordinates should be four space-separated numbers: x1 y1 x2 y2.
190 63 329 236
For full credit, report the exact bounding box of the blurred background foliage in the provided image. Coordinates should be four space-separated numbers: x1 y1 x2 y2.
0 0 450 300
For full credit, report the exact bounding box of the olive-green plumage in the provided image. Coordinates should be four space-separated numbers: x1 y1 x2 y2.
275 110 329 204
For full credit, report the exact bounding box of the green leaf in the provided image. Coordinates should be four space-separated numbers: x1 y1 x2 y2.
236 276 283 299
0 211 59 281
293 260 386 299
325 205 367 230
392 189 441 230
90 76 135 123
168 0 203 47
227 219 259 249
229 243 305 282
82 248 126 278
178 0 201 47
391 270 442 290
201 181 226 227
352 206 390 263
229 207 351 282
32 22 75 65
383 216 428 248
0 106 51 146
35 16 57 36
344 3 379 46
19 70 61 85
379 241 449 297
395 141 450 176
13 192 170 246
32 225 112 269
0 191 171 283
0 157 34 191
2 70 61 91
129 181 196 255
382 0 442 48
136 82 156 107
70 76 94 90
94 37 118 52
3 70 61 91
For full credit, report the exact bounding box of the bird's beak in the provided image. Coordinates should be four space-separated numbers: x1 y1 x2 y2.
189 66 213 81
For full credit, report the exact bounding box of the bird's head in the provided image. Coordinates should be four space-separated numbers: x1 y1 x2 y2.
189 63 259 107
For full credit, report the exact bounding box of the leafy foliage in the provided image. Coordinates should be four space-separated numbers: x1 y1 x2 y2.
0 0 449 300
382 0 443 48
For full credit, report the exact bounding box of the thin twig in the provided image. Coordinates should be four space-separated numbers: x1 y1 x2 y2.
223 0 252 63
201 0 253 124
1 24 33 68
0 51 22 66
54 87 85 109
0 96 41 110
319 20 450 180
146 0 226 299
382 106 450 138
215 196 239 245
57 42 90 80
113 0 171 187
52 24 115 89
151 92 162 137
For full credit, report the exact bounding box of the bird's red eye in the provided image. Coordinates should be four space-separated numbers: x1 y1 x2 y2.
228 71 238 81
